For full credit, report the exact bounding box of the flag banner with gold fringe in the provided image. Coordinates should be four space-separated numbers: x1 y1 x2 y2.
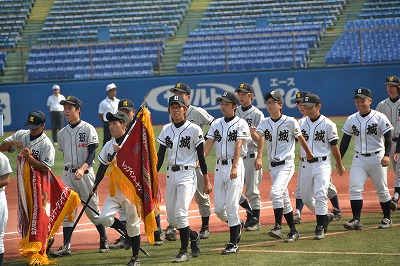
108 107 160 244
17 155 80 265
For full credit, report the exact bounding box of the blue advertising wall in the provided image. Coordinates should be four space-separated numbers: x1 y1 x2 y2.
0 65 397 132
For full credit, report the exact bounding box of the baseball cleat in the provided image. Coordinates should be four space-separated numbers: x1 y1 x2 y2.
323 213 334 233
127 256 140 266
378 218 392 229
172 249 189 263
199 227 210 239
109 235 125 249
221 243 239 255
154 229 165 246
284 229 299 243
99 237 109 253
49 245 72 257
245 218 261 231
268 224 283 239
390 197 398 212
313 226 325 240
190 231 200 257
343 219 363 230
332 207 342 221
165 225 177 241
293 213 302 224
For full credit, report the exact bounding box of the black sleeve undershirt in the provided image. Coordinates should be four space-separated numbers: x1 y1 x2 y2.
84 143 98 165
383 131 392 157
339 133 352 159
196 142 207 175
157 144 167 172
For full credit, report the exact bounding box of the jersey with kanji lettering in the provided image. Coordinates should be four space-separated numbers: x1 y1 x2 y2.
186 105 214 130
376 98 400 138
4 130 55 169
157 120 204 167
342 110 393 153
298 115 338 157
236 105 264 152
58 121 99 169
206 116 251 159
256 115 302 162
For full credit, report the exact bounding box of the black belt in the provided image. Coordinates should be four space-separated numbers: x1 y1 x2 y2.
64 166 89 174
243 153 255 159
356 151 380 157
168 165 189 172
217 159 234 165
393 137 398 142
270 160 285 167
302 156 328 163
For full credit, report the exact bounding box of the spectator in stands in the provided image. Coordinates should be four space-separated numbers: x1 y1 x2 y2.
47 84 65 146
98 83 120 146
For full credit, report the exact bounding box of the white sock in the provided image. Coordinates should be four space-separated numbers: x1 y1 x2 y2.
394 192 399 200
296 209 301 217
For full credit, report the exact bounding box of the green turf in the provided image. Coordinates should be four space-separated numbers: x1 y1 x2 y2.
0 117 353 178
4 213 399 265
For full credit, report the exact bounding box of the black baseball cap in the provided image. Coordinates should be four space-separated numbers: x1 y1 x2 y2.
60 95 82 107
24 111 46 129
235 82 254 93
354 87 372 99
168 95 186 107
264 90 283 103
118 99 135 111
170 82 191 95
295 91 311 103
216 91 239 105
106 110 130 124
385 75 400 85
302 94 321 106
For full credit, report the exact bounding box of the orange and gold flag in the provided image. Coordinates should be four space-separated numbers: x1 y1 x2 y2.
107 107 160 244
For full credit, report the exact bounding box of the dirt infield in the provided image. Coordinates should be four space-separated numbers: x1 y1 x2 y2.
3 169 395 262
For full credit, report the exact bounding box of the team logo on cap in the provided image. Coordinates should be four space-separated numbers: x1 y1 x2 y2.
296 92 301 98
357 88 362 93
239 83 245 88
30 116 34 122
304 96 309 101
389 76 395 82
67 96 72 100
174 95 179 100
222 92 228 97
122 100 129 106
176 83 182 88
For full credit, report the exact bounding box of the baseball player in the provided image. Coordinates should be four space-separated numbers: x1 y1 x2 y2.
298 94 345 239
235 82 264 231
340 88 393 230
95 111 142 266
157 95 212 262
204 91 251 254
294 91 343 223
254 90 313 243
166 82 214 240
0 152 12 266
49 96 109 257
376 75 400 211
46 84 65 145
98 83 120 146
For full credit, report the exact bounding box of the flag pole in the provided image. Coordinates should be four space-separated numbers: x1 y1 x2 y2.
63 90 153 249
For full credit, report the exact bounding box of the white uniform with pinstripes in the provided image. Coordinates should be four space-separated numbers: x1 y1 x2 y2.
206 116 250 227
342 110 392 202
298 115 338 215
98 138 141 238
58 121 102 226
376 97 400 187
0 152 12 255
158 120 204 229
256 115 300 214
236 105 264 210
186 105 214 218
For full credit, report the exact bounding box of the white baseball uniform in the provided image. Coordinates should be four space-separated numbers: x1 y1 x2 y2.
256 115 301 214
58 121 102 226
236 105 264 210
0 152 12 255
206 116 251 226
298 115 338 215
98 96 120 145
376 97 400 187
157 120 204 229
4 130 55 169
342 110 392 202
98 138 141 238
186 105 214 218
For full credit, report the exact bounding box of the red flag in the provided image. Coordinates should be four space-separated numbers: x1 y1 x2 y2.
107 107 160 244
17 155 80 265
